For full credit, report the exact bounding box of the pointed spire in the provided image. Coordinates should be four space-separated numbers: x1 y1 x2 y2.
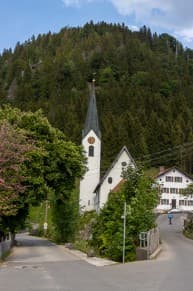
83 79 101 138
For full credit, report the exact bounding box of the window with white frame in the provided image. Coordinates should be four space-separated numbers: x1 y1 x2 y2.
179 200 185 206
166 176 173 182
160 199 169 205
174 177 182 183
170 188 178 194
163 188 170 193
179 188 184 194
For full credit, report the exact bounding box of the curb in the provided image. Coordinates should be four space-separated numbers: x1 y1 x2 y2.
149 246 162 260
62 246 117 267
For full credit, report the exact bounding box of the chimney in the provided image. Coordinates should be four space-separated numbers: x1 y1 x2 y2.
159 166 165 174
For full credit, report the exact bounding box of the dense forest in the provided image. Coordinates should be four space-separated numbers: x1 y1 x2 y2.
1 21 193 174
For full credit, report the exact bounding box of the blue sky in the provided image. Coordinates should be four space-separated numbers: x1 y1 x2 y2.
1 0 193 53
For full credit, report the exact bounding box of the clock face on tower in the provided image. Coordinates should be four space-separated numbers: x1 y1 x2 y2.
88 136 95 144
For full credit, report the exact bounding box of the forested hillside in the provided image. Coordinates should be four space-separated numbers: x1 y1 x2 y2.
1 22 193 173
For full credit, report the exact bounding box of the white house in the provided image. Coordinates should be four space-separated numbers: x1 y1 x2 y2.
155 167 193 212
79 82 136 212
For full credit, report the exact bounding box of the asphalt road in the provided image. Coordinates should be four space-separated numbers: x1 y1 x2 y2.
0 213 193 291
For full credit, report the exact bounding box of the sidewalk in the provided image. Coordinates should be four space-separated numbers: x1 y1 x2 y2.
62 243 163 266
62 246 117 267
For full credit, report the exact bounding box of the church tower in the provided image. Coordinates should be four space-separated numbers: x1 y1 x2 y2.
79 80 101 211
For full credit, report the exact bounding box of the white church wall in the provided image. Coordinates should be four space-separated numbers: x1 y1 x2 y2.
79 130 101 211
99 150 135 209
155 168 193 212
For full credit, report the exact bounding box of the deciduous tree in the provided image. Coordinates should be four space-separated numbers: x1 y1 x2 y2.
92 166 159 262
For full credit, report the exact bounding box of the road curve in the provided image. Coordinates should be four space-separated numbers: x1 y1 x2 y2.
0 214 193 291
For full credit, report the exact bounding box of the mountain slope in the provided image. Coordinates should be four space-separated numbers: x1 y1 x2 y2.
1 22 193 173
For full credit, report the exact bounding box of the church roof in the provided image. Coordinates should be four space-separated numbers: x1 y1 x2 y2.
82 82 101 139
94 146 136 192
111 179 125 192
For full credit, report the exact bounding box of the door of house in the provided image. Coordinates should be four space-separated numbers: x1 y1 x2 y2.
172 199 176 209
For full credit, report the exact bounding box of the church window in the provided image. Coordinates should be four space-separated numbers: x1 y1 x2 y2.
121 161 127 167
108 177 112 184
88 145 94 157
88 200 90 206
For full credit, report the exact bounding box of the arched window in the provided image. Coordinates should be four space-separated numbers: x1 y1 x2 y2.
108 177 113 184
89 145 94 157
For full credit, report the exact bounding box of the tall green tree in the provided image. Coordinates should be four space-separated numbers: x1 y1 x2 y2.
92 166 159 262
0 106 86 242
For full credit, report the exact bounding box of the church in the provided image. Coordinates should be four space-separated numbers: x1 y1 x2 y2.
79 81 136 212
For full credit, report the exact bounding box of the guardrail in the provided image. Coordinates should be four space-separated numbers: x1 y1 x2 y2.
137 227 160 260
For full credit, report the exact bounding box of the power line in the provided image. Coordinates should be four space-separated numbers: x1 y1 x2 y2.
137 142 193 166
138 141 193 160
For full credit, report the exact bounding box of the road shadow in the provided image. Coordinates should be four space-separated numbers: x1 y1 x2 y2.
15 233 55 248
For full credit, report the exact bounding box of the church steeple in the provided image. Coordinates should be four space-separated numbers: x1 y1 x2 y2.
80 79 101 212
83 80 101 139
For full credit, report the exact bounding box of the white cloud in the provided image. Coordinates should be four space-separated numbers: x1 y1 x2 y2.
175 28 193 43
62 0 80 6
129 25 139 32
61 0 193 42
62 0 92 7
110 0 193 42
110 0 169 18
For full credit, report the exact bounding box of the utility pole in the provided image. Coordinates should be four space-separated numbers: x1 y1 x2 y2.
122 202 126 264
44 200 48 237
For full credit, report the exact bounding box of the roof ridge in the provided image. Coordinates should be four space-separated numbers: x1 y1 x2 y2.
94 145 136 192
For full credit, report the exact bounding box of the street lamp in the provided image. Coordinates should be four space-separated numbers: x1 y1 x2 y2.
121 202 126 264
44 200 48 236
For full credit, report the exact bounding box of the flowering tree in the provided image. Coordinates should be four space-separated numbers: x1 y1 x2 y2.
0 122 33 217
0 106 86 243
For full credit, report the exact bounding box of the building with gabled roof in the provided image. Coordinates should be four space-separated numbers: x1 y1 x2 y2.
79 81 136 212
94 146 136 212
79 81 101 212
155 166 193 212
